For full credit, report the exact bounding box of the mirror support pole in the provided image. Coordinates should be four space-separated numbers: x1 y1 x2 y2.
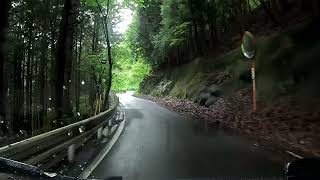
251 61 257 112
241 31 257 112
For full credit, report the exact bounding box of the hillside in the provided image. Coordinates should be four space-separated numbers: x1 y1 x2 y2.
139 20 320 157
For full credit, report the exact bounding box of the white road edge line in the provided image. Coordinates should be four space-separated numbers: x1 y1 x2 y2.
79 107 126 179
285 150 303 159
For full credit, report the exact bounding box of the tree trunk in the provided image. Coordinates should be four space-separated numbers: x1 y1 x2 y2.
76 27 83 113
193 21 199 54
93 14 101 53
198 24 205 55
21 51 25 131
64 46 73 117
26 21 33 134
105 0 113 109
55 0 79 120
187 0 198 54
0 0 10 136
92 14 97 53
39 36 48 130
210 21 216 47
188 25 195 54
89 72 97 112
73 28 78 114
89 14 100 111
12 41 24 134
50 20 57 110
97 0 113 109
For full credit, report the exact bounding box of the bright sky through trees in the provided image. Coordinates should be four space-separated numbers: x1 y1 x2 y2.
114 0 133 34
115 8 133 33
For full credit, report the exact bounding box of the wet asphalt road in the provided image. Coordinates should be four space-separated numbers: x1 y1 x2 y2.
89 93 284 180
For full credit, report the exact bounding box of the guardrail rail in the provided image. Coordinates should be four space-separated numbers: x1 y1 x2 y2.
0 93 122 170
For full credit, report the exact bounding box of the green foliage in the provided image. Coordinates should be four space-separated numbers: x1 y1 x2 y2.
132 0 162 65
130 0 266 67
78 0 151 93
81 0 116 7
169 22 191 48
123 0 144 9
112 42 151 92
79 95 93 116
248 0 261 9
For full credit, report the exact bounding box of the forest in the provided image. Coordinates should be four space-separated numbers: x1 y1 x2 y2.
0 0 319 141
132 0 319 67
0 0 150 138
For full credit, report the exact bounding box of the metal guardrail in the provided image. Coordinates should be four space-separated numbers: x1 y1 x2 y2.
0 94 120 170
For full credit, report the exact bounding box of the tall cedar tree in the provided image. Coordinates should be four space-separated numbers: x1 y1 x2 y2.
55 0 79 120
0 0 11 136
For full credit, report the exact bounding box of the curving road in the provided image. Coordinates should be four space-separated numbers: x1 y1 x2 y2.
89 92 284 180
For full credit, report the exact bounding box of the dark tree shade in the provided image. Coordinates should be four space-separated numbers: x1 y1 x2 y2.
0 0 117 136
0 0 11 136
55 0 79 120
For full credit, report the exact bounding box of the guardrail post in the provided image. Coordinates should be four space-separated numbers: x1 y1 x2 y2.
97 127 103 140
67 144 75 162
108 118 113 137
